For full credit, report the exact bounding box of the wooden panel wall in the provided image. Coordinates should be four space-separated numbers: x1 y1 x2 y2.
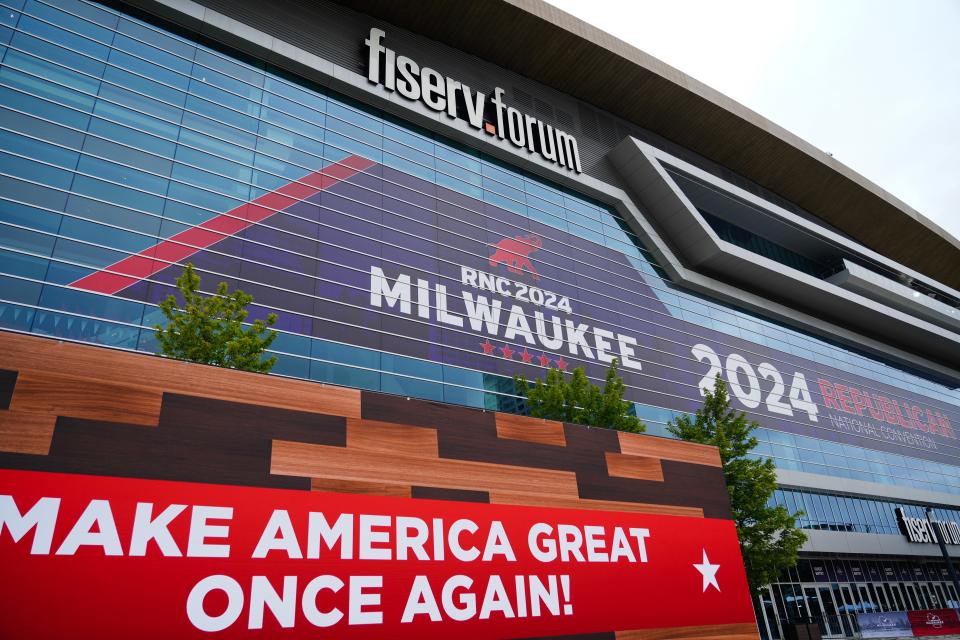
0 331 753 640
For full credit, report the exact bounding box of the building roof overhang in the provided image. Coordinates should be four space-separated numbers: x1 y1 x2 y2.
609 137 960 369
336 0 960 289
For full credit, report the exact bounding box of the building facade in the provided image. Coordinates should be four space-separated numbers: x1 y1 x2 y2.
0 0 958 638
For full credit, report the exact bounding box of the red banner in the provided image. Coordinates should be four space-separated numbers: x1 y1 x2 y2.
0 469 756 638
909 609 960 636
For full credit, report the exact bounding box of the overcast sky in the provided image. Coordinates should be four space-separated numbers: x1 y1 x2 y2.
546 0 960 244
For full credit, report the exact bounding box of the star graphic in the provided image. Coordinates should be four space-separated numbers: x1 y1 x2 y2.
500 344 515 359
693 549 721 592
520 348 533 363
555 357 568 371
538 353 552 367
480 340 495 355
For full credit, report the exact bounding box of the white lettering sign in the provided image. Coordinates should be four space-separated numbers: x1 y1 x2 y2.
365 28 582 173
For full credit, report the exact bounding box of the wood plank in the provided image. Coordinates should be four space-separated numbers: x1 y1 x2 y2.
271 439 579 497
605 452 664 481
495 413 566 447
346 418 438 457
0 332 360 419
0 410 56 455
412 487 489 503
11 371 162 426
361 390 494 432
490 492 703 517
0 368 17 409
191 374 360 420
311 478 411 498
618 431 721 467
616 623 759 640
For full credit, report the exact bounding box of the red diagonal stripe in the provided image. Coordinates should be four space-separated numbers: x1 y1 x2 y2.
69 155 375 295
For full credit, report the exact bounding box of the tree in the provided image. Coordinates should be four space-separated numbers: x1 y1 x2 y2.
668 374 806 594
155 263 279 373
514 359 645 433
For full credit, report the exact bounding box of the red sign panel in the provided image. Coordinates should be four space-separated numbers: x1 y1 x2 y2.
909 609 960 636
0 469 756 638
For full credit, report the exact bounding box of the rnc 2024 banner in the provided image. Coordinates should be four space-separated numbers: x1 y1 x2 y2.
71 157 959 467
0 469 756 638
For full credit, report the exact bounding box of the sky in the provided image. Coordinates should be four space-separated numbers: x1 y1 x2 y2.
545 0 960 244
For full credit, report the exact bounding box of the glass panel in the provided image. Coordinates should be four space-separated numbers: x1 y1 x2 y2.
759 587 781 640
872 583 890 611
904 584 920 610
932 584 946 608
816 586 842 636
857 586 875 613
889 584 905 611
833 585 855 636
803 587 826 634
945 583 959 609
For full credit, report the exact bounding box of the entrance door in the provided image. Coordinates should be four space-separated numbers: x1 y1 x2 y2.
872 584 890 611
759 587 782 640
833 585 855 637
816 586 845 637
933 584 947 609
889 584 906 611
879 584 897 611
904 584 921 610
844 585 862 614
804 587 828 635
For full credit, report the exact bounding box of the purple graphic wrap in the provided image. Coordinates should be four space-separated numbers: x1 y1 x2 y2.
120 162 959 469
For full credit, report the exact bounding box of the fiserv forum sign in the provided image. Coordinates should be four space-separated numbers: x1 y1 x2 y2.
365 28 583 174
896 508 960 546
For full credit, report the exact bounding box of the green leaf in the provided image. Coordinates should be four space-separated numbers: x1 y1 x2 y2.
514 358 646 433
154 263 279 373
668 375 806 594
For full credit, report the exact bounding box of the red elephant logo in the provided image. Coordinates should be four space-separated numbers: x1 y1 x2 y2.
489 234 542 280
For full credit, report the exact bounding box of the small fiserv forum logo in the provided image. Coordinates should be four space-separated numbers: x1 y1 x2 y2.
489 234 542 280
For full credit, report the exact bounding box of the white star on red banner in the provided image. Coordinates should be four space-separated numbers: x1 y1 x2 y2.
693 549 721 592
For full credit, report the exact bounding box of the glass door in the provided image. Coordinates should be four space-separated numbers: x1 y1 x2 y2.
879 584 898 611
932 584 947 609
817 586 845 637
858 585 876 613
759 587 782 640
904 584 921 610
804 587 827 635
833 584 855 637
889 584 906 611
945 583 959 608
872 584 890 611
845 585 863 614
